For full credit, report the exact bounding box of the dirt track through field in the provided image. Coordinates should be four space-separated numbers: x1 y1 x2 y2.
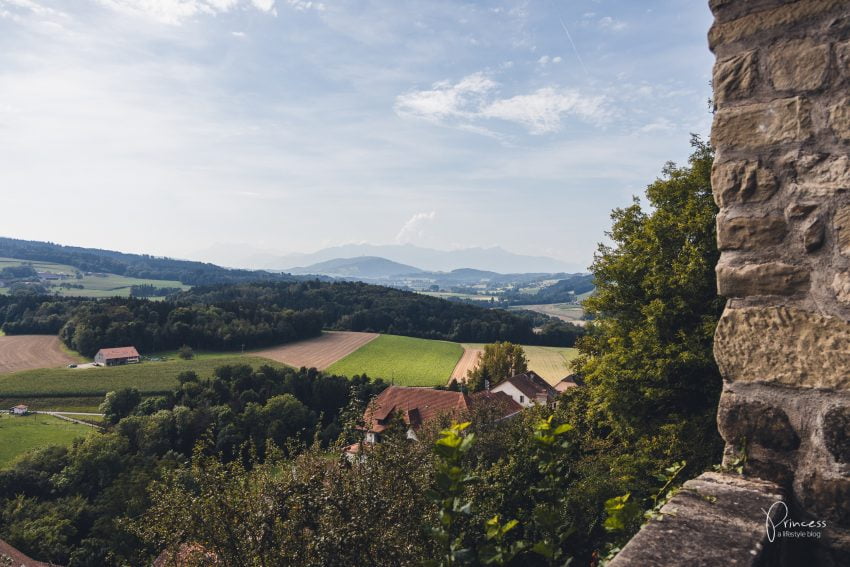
253 331 380 370
450 347 483 383
0 335 77 374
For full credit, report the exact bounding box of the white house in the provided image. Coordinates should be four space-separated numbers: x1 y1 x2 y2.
491 371 557 408
11 405 28 416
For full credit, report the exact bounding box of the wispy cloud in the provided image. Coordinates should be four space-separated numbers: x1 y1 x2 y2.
95 0 276 25
395 72 608 135
598 16 627 31
396 211 436 244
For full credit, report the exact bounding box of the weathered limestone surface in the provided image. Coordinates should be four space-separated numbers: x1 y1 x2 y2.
714 50 758 104
715 263 809 297
712 97 812 149
768 39 830 91
608 473 784 567
717 214 787 250
714 307 850 390
712 160 778 207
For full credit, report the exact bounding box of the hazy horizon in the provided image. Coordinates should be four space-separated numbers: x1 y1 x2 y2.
0 0 714 269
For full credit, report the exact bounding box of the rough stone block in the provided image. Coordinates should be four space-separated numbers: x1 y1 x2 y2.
714 50 758 104
717 393 799 451
769 39 830 91
834 205 850 256
829 98 850 140
823 406 850 464
716 262 810 297
802 216 825 252
838 40 850 80
607 472 784 567
712 160 778 207
832 272 850 304
792 153 850 197
717 214 787 250
709 0 847 49
712 97 811 149
799 471 850 526
714 306 850 390
784 202 818 221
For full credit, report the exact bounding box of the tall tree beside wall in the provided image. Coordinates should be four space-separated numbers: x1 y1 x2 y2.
572 136 725 476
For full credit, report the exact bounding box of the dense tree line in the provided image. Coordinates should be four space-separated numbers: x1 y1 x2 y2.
128 284 182 298
0 296 82 334
0 365 387 565
177 280 584 347
0 281 584 353
58 299 324 357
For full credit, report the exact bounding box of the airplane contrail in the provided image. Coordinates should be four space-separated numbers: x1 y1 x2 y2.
550 1 589 76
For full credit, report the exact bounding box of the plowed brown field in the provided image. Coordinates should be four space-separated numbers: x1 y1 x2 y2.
0 335 77 374
450 347 483 382
253 331 379 370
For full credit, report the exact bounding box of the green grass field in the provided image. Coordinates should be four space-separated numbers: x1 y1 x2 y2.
0 257 190 298
462 343 579 384
0 413 93 468
0 352 284 398
327 334 463 387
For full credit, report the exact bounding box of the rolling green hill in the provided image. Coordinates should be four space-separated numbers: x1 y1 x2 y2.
0 257 190 298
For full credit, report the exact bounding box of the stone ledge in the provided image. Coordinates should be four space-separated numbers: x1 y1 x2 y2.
608 472 784 567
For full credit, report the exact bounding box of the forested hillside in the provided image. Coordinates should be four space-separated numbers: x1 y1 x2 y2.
0 237 301 286
0 280 584 356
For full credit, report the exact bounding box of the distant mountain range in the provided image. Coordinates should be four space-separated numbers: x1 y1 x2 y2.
287 256 584 289
194 243 584 274
288 257 423 279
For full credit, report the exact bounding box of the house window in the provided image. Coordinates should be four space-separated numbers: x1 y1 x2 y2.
519 395 525 403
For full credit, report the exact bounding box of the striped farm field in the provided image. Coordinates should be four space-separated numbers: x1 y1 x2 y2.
252 331 379 370
458 344 579 385
0 335 83 374
327 334 463 387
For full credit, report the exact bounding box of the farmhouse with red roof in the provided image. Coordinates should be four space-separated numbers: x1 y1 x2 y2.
490 370 558 408
346 385 522 456
94 346 140 366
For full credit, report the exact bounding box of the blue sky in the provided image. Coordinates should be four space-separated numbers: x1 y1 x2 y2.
0 0 714 270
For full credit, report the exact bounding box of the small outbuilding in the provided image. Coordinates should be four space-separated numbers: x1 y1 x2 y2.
94 346 141 366
11 404 28 416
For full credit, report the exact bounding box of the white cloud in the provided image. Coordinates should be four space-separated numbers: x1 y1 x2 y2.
394 72 496 122
481 88 608 134
598 16 626 31
395 73 608 135
396 211 436 244
95 0 276 25
284 0 323 11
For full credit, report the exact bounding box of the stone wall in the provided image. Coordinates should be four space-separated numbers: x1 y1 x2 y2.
710 0 850 563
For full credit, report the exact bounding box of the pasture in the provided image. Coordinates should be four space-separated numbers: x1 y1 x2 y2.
0 335 81 374
509 303 586 324
459 343 579 385
0 353 283 398
327 334 463 387
0 256 190 298
253 331 379 369
0 413 93 468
